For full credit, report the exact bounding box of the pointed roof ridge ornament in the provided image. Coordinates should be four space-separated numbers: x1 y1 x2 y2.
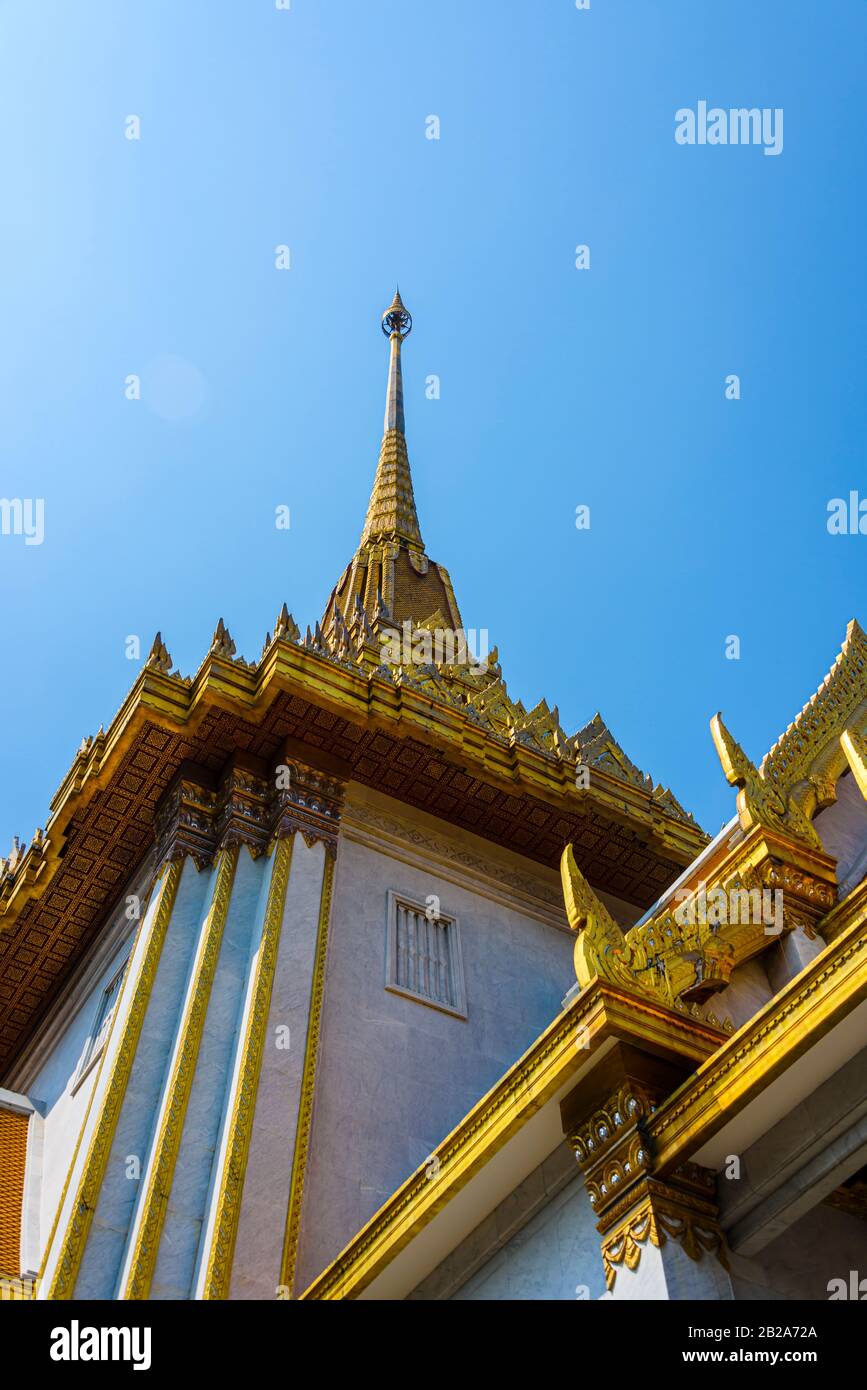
381 286 411 435
360 289 424 549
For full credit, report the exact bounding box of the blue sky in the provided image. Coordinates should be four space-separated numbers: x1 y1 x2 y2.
0 0 864 854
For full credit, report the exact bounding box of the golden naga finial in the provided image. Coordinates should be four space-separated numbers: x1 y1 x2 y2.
710 712 821 850
560 844 640 991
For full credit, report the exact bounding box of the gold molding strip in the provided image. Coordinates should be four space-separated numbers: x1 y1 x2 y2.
45 860 182 1300
841 727 867 802
279 850 336 1295
121 845 239 1300
200 835 294 1299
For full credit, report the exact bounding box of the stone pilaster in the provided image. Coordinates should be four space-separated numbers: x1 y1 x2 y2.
227 752 345 1300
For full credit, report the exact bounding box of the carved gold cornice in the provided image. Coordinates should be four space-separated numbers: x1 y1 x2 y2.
273 758 344 856
154 756 345 872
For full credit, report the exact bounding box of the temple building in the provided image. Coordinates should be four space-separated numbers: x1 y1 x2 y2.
1 293 866 1302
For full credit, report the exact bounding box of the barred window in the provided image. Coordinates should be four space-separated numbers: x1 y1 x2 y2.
385 891 467 1019
73 955 130 1088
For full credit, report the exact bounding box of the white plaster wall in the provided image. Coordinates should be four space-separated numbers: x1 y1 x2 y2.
452 1176 606 1301
295 799 577 1292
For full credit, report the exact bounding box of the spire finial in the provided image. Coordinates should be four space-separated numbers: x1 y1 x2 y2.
355 289 423 547
381 287 412 341
381 287 412 436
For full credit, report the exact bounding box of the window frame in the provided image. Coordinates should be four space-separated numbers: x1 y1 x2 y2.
384 889 468 1020
71 952 131 1093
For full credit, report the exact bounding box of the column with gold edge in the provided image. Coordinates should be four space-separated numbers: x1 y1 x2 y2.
227 754 344 1301
279 849 336 1296
119 844 239 1300
197 833 294 1299
41 858 182 1300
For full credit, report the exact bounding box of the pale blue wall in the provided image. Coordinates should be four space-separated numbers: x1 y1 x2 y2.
454 1176 606 1301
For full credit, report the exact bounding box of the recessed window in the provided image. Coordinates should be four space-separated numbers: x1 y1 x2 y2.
73 955 130 1090
385 891 467 1019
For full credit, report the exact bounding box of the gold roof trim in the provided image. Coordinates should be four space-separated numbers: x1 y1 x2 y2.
760 617 867 817
0 616 706 941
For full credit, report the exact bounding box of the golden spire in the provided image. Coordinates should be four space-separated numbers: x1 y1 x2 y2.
360 289 424 550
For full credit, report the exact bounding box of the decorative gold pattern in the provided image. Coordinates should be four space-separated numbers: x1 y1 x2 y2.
762 618 867 808
201 835 293 1299
121 846 239 1300
280 851 336 1295
561 843 642 992
46 860 182 1299
272 761 344 854
564 1049 725 1292
560 845 736 1015
711 712 822 849
600 1179 725 1290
